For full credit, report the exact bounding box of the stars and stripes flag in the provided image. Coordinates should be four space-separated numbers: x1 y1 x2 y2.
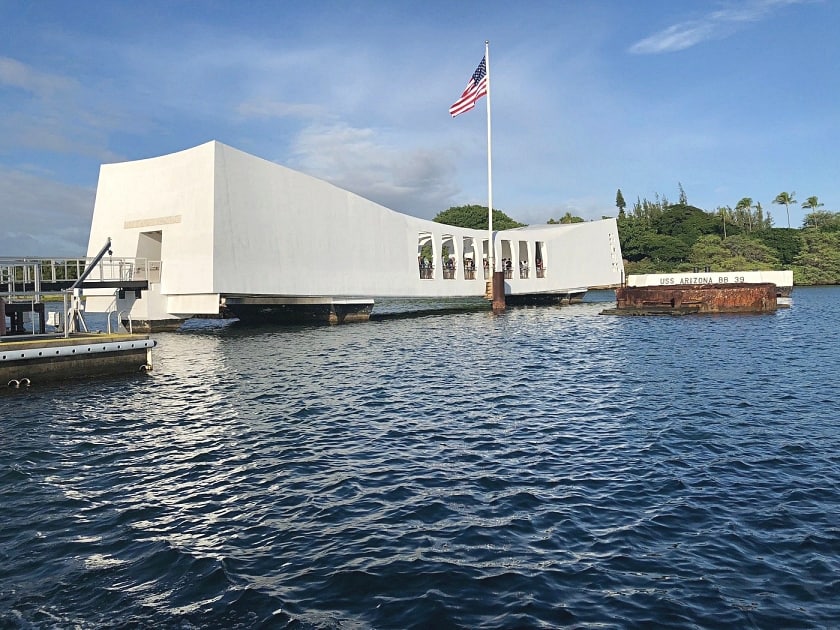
449 57 488 117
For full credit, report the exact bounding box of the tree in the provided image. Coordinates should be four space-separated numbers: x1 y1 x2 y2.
434 205 525 230
721 234 781 267
678 182 688 205
753 201 771 230
793 230 840 284
643 233 690 263
735 197 754 232
805 210 840 232
616 215 655 262
689 234 729 268
801 196 824 227
548 212 584 224
631 193 670 223
718 206 731 239
653 204 719 244
755 228 803 266
773 191 796 229
616 189 626 218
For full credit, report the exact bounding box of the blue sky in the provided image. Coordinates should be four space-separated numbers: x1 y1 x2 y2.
1 0 836 256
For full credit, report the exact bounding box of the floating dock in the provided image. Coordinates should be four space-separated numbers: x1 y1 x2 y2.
1 333 156 387
2 241 157 388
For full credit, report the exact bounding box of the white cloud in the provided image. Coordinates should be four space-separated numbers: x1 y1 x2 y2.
0 168 94 256
0 56 122 163
629 21 720 54
236 100 329 120
286 124 460 218
0 56 77 96
629 0 809 54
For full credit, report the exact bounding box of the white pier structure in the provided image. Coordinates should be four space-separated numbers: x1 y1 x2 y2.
85 141 623 330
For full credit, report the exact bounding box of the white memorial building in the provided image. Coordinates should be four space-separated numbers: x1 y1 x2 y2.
85 141 624 330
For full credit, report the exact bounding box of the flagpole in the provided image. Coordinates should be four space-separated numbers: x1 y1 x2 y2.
484 40 494 273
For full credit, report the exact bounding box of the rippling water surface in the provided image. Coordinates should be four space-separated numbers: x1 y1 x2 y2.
2 288 839 628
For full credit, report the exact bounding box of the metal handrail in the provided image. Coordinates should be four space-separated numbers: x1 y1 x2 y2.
2 246 159 338
106 310 117 334
119 310 133 334
0 255 161 288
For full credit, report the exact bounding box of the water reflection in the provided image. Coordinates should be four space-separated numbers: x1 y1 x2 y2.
2 290 839 627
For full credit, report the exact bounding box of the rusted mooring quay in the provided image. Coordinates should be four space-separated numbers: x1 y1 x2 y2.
602 283 779 316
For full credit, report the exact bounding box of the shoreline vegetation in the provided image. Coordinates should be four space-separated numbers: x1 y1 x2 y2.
612 188 840 286
437 188 840 287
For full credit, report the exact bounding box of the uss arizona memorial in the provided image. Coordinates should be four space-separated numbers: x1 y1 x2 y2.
84 141 624 330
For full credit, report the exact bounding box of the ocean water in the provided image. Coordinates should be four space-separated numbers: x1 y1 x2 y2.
1 288 838 628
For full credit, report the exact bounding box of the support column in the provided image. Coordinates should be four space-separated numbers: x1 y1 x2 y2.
492 270 506 312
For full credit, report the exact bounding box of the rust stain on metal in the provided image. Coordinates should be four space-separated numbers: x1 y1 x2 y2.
611 283 778 314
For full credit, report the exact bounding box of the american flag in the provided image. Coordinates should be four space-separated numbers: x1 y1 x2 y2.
449 57 488 117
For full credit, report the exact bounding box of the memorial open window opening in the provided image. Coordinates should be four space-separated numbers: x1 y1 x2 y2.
536 241 546 278
441 234 456 279
518 240 530 279
500 240 513 279
417 232 434 279
462 237 477 280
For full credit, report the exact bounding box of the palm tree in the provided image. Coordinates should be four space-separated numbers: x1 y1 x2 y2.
773 191 796 229
735 197 753 231
718 206 731 239
801 196 824 228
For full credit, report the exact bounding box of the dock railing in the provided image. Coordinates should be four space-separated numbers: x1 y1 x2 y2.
1 257 162 296
1 245 161 337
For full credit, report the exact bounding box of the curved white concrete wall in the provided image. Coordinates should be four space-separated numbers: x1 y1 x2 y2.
86 141 623 319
